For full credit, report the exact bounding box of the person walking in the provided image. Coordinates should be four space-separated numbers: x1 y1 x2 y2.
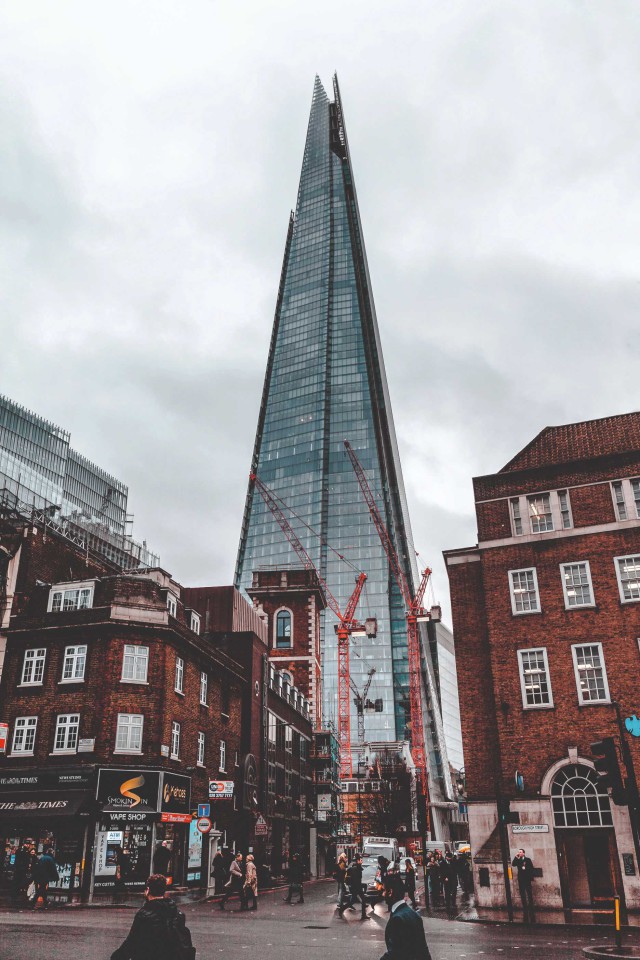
111 873 194 960
380 875 432 960
404 859 418 910
31 848 59 909
220 853 246 910
211 851 226 895
441 854 457 914
12 843 33 904
244 854 258 910
153 841 172 878
283 853 304 904
511 849 536 922
426 856 441 906
340 854 371 920
333 853 348 909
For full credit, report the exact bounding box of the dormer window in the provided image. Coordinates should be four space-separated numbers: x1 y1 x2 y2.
190 611 201 635
166 593 177 618
48 582 94 613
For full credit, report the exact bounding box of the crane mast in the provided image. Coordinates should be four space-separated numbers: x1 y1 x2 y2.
250 473 368 776
343 441 432 809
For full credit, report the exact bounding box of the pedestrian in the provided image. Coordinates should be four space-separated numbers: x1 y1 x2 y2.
404 859 418 909
115 846 132 894
244 853 258 910
380 875 432 960
426 856 441 906
441 854 457 913
457 853 471 894
12 843 33 904
333 854 348 909
283 852 304 904
31 847 59 909
340 854 371 920
511 849 536 923
111 873 194 960
220 853 246 910
152 840 172 878
211 851 226 895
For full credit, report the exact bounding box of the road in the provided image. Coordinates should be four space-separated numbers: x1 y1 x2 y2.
0 879 634 960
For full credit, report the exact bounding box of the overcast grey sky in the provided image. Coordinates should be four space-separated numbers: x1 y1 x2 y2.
2 1 640 623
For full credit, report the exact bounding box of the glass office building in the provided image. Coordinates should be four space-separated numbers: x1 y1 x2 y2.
236 77 450 790
0 393 157 569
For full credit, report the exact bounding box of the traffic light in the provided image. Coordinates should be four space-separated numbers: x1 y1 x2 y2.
591 737 627 805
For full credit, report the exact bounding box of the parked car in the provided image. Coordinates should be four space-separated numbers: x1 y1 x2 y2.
361 857 384 904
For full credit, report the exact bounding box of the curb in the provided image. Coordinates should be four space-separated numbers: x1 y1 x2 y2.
457 915 640 934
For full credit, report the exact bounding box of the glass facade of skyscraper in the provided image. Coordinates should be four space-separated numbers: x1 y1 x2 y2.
236 77 448 782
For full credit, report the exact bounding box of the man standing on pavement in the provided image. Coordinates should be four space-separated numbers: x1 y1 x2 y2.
511 849 536 922
441 853 457 914
283 852 305 904
153 840 172 878
339 854 372 920
380 875 432 960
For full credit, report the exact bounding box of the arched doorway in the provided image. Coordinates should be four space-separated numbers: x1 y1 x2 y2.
551 763 623 910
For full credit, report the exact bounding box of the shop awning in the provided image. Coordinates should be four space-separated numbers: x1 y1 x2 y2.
0 791 92 818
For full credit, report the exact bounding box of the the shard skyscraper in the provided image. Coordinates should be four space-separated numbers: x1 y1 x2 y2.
236 76 451 811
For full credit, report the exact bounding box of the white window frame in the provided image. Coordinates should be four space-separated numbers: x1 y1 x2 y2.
528 493 554 534
197 731 205 767
517 648 554 709
20 648 46 686
166 593 178 617
509 498 523 536
611 480 629 521
48 582 94 613
508 567 541 615
121 645 149 684
571 643 610 705
190 611 201 635
614 555 640 603
171 721 181 760
175 656 184 695
11 716 37 755
115 713 144 754
274 607 293 649
199 672 208 706
61 644 87 682
219 739 226 773
560 562 595 609
53 713 80 753
558 490 573 530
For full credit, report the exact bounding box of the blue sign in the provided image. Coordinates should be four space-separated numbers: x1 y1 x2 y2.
198 803 210 818
625 716 640 737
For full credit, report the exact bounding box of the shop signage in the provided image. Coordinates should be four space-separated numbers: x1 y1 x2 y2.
317 793 331 811
511 824 549 834
104 810 151 823
0 769 95 791
255 815 268 836
161 772 191 814
77 739 95 753
197 817 212 834
0 723 8 753
97 769 161 812
317 811 327 822
161 812 192 824
209 780 234 799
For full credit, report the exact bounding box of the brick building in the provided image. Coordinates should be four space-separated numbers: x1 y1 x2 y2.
444 413 640 916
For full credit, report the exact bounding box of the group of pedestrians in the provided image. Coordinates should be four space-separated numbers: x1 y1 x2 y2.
334 853 420 920
425 851 471 911
11 842 59 908
213 851 259 911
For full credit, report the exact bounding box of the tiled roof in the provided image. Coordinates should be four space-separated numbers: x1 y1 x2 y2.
500 412 640 473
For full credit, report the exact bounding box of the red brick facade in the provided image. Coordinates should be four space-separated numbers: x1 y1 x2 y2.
445 413 640 914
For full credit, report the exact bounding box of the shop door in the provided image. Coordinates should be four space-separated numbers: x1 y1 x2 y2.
557 830 621 909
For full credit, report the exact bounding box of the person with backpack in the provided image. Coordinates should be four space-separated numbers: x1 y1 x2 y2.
111 873 195 960
31 847 59 909
340 854 372 920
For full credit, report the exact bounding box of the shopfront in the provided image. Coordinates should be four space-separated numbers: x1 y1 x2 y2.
0 768 95 902
93 768 191 894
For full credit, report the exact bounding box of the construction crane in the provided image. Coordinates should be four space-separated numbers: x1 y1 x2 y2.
343 440 432 807
349 667 376 752
250 473 371 777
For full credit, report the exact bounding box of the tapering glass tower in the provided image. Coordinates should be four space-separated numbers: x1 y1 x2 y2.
236 77 446 776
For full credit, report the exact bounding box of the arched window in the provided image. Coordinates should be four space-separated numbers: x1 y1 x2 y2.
275 609 292 649
551 764 612 828
280 670 293 685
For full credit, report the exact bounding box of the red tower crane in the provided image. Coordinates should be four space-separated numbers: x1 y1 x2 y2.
250 473 369 777
343 441 432 806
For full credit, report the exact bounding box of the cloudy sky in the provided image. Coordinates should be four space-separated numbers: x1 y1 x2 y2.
2 1 640 623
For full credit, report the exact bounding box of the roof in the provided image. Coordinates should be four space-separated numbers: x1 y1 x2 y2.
500 412 640 473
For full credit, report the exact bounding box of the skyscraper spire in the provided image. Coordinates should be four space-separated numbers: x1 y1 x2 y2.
236 77 451 815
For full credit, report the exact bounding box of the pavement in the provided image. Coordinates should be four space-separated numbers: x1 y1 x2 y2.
1 879 640 960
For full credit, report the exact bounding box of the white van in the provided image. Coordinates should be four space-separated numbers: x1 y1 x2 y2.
362 836 400 864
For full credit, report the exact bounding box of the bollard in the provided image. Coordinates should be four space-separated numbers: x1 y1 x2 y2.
614 895 622 950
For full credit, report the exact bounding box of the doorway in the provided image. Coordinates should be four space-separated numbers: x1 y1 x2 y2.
556 829 621 908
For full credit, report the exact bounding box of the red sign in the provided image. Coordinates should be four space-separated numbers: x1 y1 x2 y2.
255 815 268 837
160 812 192 824
197 817 212 834
0 724 8 754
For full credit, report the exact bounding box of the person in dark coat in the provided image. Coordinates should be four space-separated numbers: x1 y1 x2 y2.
283 853 304 904
404 859 418 909
333 854 348 909
211 851 226 894
340 855 371 919
426 856 441 905
441 855 457 913
381 876 432 960
111 873 194 960
511 849 536 922
31 848 59 908
152 841 172 877
12 844 33 903
115 846 132 893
